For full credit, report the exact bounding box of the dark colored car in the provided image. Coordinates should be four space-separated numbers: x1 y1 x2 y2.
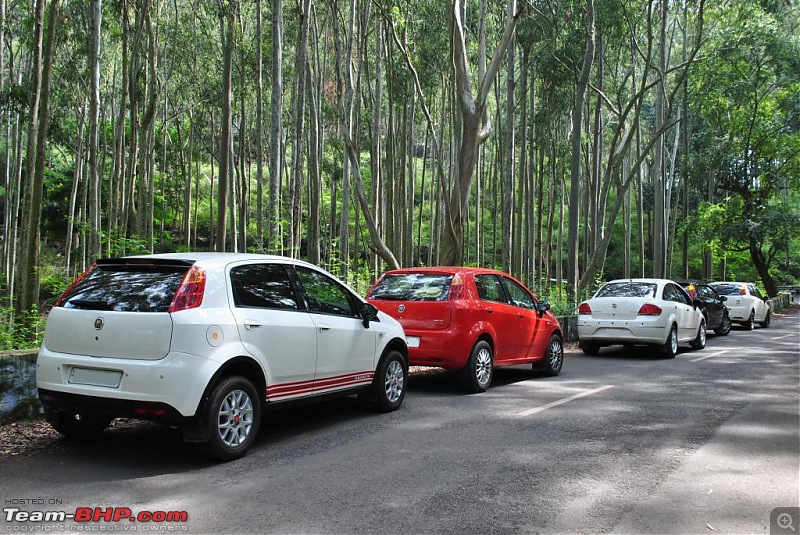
679 281 731 336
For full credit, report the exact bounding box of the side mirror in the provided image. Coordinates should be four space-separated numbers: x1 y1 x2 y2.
360 302 380 328
538 301 551 315
720 295 727 302
693 299 703 309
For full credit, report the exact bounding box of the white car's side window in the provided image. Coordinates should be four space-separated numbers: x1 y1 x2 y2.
230 264 299 310
295 266 359 317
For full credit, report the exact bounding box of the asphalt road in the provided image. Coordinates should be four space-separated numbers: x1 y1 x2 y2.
1 307 798 534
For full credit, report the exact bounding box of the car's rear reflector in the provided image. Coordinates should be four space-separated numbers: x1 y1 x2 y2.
168 266 206 313
637 303 663 316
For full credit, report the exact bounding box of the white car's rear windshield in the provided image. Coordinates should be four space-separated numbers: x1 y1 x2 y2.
60 264 190 312
595 282 657 298
711 283 744 296
368 274 453 301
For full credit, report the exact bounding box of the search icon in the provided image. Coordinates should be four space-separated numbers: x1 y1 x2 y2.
778 512 796 532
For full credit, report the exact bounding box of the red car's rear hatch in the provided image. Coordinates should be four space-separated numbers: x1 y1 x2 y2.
366 272 454 331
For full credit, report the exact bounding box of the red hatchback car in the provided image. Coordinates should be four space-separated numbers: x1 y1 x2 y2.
366 267 564 392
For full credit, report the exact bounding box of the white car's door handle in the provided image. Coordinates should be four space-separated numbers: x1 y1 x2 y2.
318 323 330 332
244 321 261 330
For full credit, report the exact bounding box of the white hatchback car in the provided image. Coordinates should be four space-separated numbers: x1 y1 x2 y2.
37 253 409 461
577 278 706 358
709 282 771 330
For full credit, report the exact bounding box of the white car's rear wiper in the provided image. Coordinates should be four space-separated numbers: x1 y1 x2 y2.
67 298 113 310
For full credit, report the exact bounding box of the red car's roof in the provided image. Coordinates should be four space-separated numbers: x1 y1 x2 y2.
381 266 508 276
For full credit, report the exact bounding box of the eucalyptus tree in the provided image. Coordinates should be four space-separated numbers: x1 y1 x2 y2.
439 0 522 266
689 2 800 295
18 0 61 316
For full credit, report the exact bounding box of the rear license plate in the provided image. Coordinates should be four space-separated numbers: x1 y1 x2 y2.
68 367 122 388
406 336 420 348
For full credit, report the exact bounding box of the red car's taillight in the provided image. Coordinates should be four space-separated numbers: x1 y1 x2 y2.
448 273 465 300
637 303 663 316
54 264 97 307
578 302 592 315
168 266 206 313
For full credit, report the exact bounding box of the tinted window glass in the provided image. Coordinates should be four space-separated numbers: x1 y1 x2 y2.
501 277 535 309
230 264 298 310
367 273 453 301
596 282 657 298
296 267 357 316
698 285 714 299
663 284 690 305
474 274 507 303
711 283 741 296
749 286 762 299
60 265 188 312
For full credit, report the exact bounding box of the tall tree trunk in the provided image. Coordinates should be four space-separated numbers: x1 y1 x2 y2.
289 0 311 258
19 0 60 315
652 0 668 278
306 9 322 265
440 0 521 266
255 0 265 249
268 0 283 253
566 0 595 309
87 0 102 257
501 0 515 274
215 1 235 252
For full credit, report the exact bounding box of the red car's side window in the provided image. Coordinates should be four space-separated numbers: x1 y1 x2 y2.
474 274 508 304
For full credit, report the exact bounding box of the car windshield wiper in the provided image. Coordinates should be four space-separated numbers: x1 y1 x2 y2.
67 298 113 310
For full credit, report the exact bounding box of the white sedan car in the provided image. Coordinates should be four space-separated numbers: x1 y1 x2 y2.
577 278 706 358
37 253 409 461
709 282 771 330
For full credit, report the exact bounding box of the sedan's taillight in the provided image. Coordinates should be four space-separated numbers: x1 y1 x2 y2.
578 303 592 315
637 303 663 316
168 266 206 313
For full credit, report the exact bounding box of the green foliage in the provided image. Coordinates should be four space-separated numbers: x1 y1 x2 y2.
0 307 46 351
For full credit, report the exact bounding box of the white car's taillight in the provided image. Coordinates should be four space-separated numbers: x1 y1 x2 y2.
168 266 206 313
637 303 663 316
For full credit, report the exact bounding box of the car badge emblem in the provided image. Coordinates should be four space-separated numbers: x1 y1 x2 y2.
94 318 104 330
398 304 405 313
612 303 617 309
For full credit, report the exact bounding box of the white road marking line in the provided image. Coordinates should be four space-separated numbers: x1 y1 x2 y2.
773 334 797 340
517 385 615 417
690 349 729 363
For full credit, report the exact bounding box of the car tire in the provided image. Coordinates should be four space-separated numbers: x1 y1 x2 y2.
660 324 678 359
539 334 564 377
370 350 407 412
45 409 112 439
715 314 731 336
579 342 600 356
759 311 771 328
461 340 493 393
690 321 706 350
202 376 260 462
744 310 755 330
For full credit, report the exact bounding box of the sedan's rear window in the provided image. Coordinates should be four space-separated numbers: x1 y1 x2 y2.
711 283 743 296
60 265 189 312
368 274 453 301
595 282 657 298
